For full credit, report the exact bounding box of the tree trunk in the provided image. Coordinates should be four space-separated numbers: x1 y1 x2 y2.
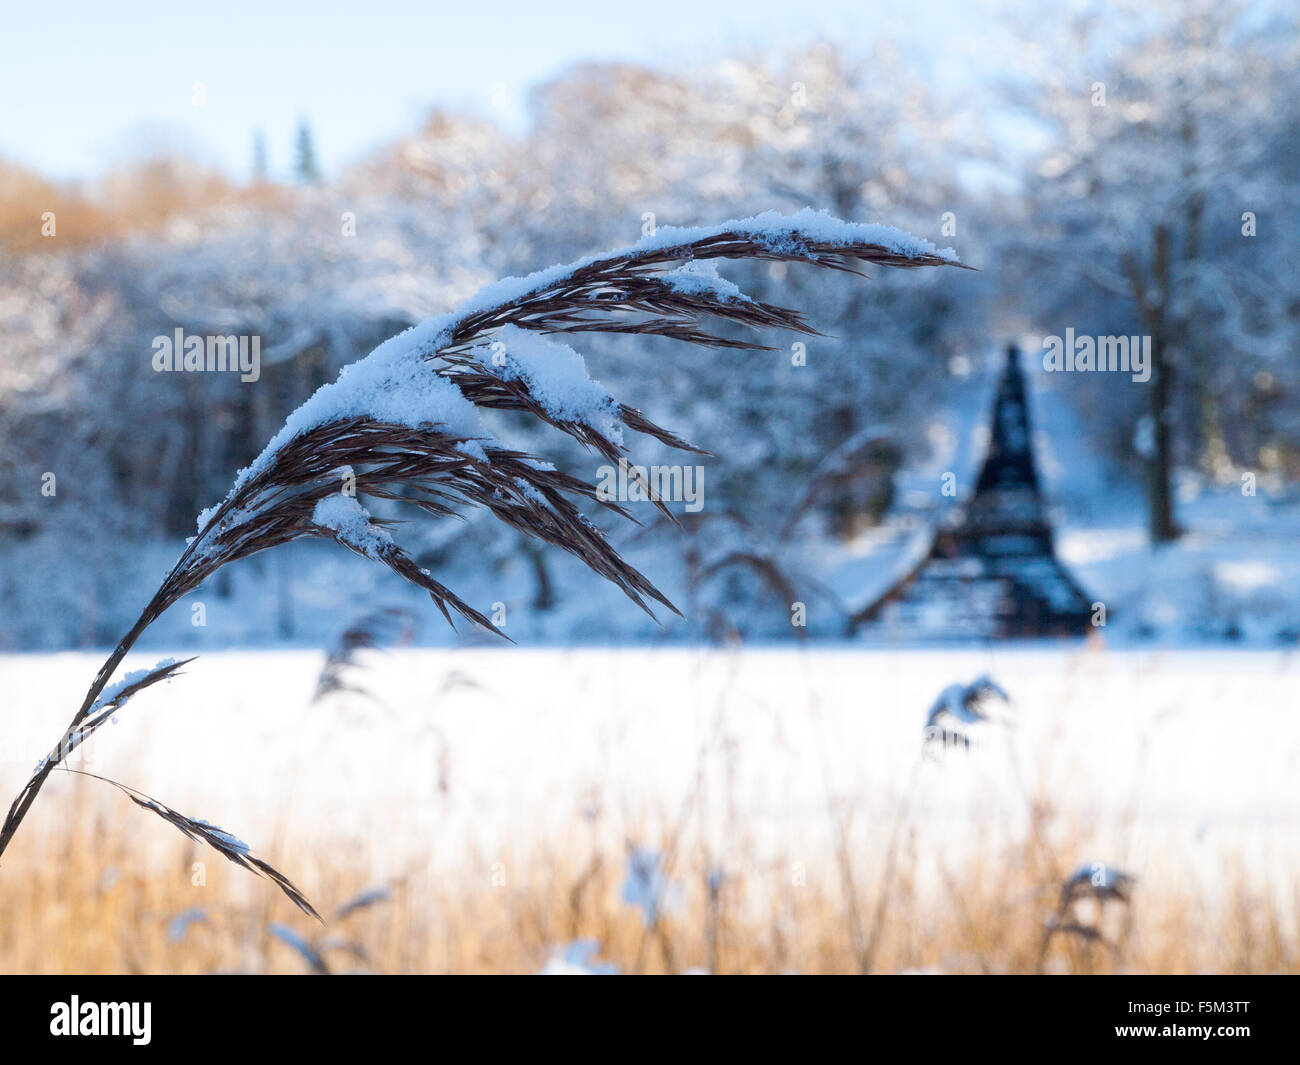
1126 225 1180 545
1146 331 1178 543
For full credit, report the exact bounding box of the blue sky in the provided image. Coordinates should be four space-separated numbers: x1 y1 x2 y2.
2 0 991 182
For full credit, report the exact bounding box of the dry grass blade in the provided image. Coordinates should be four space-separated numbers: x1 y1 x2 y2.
441 226 969 354
57 656 196 765
334 887 392 921
1 657 196 853
269 923 331 974
61 769 321 921
314 609 414 702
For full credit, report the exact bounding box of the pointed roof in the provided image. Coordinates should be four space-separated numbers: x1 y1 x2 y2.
954 344 1051 540
975 344 1041 497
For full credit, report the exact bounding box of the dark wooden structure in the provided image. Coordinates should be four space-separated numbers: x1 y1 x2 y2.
850 345 1094 639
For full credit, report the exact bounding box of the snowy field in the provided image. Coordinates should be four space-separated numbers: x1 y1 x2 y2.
3 646 1297 887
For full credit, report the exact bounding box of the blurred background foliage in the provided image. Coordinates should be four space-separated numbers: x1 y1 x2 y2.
1 1 1296 646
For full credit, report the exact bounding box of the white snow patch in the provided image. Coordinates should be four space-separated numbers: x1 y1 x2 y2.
455 439 489 462
89 657 182 715
472 325 621 439
513 477 549 506
312 494 394 560
195 505 220 535
234 335 488 490
192 819 250 855
660 260 749 302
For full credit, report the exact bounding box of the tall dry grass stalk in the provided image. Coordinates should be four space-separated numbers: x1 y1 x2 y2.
0 212 966 914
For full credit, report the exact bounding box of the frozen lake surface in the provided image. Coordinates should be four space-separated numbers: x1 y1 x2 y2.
3 646 1296 890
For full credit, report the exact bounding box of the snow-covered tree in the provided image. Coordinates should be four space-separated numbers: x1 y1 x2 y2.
1007 0 1300 539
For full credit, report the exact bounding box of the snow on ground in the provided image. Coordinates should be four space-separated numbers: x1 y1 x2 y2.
2 647 1297 893
1031 349 1300 643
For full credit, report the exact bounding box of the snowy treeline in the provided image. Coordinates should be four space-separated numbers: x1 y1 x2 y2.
1 3 1297 648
